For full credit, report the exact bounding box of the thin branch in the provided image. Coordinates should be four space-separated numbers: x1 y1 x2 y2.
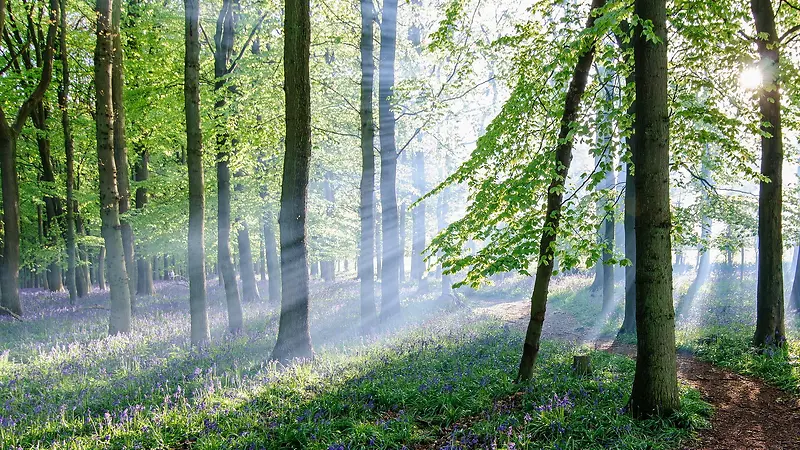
779 23 800 43
198 21 214 55
0 305 23 321
228 11 269 74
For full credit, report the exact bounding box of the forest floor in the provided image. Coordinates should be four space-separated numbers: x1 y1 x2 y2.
0 270 797 449
473 276 800 450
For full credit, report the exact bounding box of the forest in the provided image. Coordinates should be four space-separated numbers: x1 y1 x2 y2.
0 0 799 447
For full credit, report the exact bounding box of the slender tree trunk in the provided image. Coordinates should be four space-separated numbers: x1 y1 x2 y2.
259 223 267 282
180 0 210 338
98 247 107 290
597 71 615 312
516 0 605 382
59 0 77 305
751 0 785 347
214 0 242 332
112 0 136 305
679 151 712 318
628 0 679 417
376 208 382 279
791 247 800 311
620 161 637 335
272 0 313 361
411 149 427 286
358 0 378 334
264 215 280 302
438 168 451 299
399 202 406 283
76 215 89 297
95 0 131 333
238 220 261 302
378 0 401 320
33 102 65 293
134 147 154 295
321 172 336 282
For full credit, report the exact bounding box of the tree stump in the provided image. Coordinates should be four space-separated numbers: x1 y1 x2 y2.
572 355 592 376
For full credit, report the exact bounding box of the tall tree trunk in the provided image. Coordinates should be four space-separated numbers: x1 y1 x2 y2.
238 220 261 301
597 70 615 312
438 166 451 300
112 0 136 305
76 214 90 297
59 0 77 305
378 0 401 320
321 172 336 282
95 0 131 333
264 215 280 302
751 0 785 347
272 0 313 362
32 102 64 292
375 208 382 279
411 149 427 286
98 247 106 290
259 224 267 281
399 202 406 283
516 0 605 382
134 147 154 295
679 151 712 318
620 160 637 335
628 0 679 417
214 0 242 332
790 247 800 311
359 0 377 330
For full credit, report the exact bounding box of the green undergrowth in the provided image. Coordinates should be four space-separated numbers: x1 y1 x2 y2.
1 322 710 449
678 325 800 394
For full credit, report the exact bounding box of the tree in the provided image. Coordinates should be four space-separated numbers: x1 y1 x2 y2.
263 214 281 303
184 0 209 344
95 0 132 334
378 0 401 320
628 0 679 417
58 0 77 305
751 0 785 348
112 0 136 304
516 0 606 382
214 0 243 332
359 0 377 333
272 0 313 362
134 148 155 296
0 0 58 316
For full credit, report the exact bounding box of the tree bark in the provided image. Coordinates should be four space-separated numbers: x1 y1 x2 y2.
359 0 377 333
214 0 242 332
264 215 281 302
59 0 77 305
378 0 401 320
32 102 64 292
321 172 336 282
516 0 605 382
272 0 313 362
238 220 261 302
751 0 785 347
95 0 131 333
628 0 679 417
112 0 136 304
678 151 712 318
620 160 637 335
134 146 154 295
184 0 211 343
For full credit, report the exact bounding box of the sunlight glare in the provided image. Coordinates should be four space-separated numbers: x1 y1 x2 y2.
740 67 762 90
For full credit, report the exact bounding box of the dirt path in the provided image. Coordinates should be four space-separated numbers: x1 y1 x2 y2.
477 298 800 449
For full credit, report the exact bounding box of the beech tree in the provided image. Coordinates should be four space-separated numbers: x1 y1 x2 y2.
272 0 313 361
95 0 132 334
628 0 679 417
0 0 58 316
184 0 209 344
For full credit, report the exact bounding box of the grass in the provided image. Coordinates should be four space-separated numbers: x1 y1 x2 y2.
0 277 710 449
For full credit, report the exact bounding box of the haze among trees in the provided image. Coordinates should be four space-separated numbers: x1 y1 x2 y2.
0 0 799 448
